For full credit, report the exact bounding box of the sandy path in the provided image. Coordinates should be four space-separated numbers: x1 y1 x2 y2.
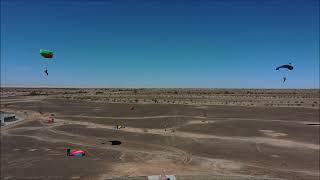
71 115 319 124
53 118 319 150
72 115 203 119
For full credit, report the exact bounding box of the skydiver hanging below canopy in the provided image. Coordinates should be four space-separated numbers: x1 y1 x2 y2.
283 77 286 83
44 67 48 76
40 49 54 76
275 63 293 84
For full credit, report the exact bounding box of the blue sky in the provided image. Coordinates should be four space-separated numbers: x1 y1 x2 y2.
1 0 319 88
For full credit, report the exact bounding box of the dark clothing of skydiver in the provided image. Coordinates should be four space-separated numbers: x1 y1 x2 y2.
283 77 286 83
44 69 48 76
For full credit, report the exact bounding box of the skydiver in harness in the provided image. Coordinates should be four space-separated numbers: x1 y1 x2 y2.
283 76 286 83
44 67 48 76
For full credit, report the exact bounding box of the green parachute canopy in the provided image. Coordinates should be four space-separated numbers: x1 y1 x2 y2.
40 49 53 58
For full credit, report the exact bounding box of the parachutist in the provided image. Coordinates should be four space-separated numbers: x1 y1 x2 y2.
44 69 48 76
276 63 293 83
40 49 53 76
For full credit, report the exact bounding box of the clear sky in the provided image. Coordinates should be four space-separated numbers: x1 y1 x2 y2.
1 0 319 88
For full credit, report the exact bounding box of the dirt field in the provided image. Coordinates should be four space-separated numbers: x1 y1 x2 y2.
1 88 319 180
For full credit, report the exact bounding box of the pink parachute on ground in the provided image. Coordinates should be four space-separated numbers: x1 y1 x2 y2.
67 149 85 157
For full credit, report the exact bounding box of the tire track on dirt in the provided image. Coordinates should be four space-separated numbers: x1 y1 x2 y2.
70 115 318 125
55 118 320 150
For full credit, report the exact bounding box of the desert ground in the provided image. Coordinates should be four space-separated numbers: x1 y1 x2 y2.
1 88 319 180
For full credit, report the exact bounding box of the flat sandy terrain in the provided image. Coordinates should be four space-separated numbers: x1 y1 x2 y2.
1 88 319 180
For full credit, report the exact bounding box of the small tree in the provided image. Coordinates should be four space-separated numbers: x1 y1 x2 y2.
29 91 39 96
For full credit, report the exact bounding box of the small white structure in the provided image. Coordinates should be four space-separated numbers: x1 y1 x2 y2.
148 175 176 180
1 112 17 125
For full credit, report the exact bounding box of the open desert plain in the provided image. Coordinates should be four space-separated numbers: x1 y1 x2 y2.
1 88 319 180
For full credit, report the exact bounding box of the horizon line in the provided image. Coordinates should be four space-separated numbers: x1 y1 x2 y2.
1 85 319 90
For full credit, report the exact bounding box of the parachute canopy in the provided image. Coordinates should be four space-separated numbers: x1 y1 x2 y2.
276 64 293 71
67 149 85 157
40 49 53 58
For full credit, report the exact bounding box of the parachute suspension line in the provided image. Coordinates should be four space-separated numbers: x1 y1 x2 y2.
45 61 48 70
278 69 284 84
281 68 289 84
